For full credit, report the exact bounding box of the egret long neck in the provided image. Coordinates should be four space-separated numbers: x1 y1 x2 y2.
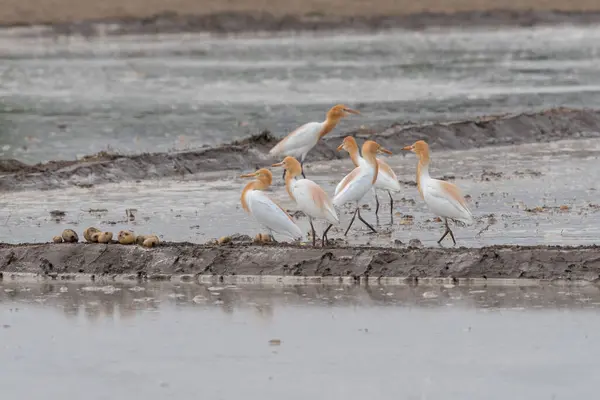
241 181 257 212
284 172 296 202
347 142 361 167
362 152 379 185
319 117 340 139
416 153 430 200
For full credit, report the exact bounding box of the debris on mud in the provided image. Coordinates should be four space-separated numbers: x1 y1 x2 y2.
1 108 599 192
1 242 600 282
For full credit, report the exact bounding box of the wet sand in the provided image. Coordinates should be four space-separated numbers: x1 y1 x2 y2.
1 108 598 192
1 240 600 282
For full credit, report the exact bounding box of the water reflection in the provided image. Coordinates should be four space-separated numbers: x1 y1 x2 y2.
2 282 600 321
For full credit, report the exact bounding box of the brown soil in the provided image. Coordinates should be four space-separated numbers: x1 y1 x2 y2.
3 1 600 35
1 239 599 282
1 108 599 192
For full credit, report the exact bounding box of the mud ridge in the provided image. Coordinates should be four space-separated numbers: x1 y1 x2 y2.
1 107 599 192
1 241 600 282
6 10 600 37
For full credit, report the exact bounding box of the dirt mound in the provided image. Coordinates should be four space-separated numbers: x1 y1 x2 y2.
1 241 599 282
5 8 600 36
1 108 599 192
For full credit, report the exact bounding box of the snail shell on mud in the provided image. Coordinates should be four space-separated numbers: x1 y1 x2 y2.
142 235 159 248
253 233 272 244
135 235 148 246
61 229 79 243
52 235 63 243
217 236 232 245
118 230 136 245
97 232 113 244
83 227 100 242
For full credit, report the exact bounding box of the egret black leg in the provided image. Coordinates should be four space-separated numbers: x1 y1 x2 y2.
437 218 456 245
282 169 286 180
388 191 394 222
269 234 278 243
374 191 380 216
309 218 316 247
322 224 333 247
357 208 377 233
344 208 359 236
300 161 306 179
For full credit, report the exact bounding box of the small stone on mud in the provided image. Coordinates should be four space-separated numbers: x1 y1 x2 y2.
269 339 282 346
49 210 66 218
422 291 438 299
52 236 63 243
408 239 423 249
560 205 570 211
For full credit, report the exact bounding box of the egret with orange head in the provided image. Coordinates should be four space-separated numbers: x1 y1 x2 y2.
240 168 303 242
272 156 339 246
269 104 360 179
402 140 474 245
336 136 401 221
329 140 392 235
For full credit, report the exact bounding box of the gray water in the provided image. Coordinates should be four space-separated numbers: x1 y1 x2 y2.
2 25 600 163
1 281 600 399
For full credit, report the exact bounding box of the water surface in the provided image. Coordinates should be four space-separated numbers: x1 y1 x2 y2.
1 281 599 399
2 26 600 163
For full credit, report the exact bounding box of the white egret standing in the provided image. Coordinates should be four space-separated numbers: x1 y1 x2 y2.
330 140 392 235
401 140 474 245
336 136 401 221
240 168 303 242
272 156 339 246
269 104 360 179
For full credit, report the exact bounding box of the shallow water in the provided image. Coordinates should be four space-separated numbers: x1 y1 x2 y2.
0 138 598 247
2 26 600 163
1 281 600 399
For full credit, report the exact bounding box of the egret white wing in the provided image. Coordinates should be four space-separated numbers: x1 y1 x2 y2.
424 180 473 223
375 159 401 192
246 191 303 240
333 168 373 207
269 122 324 159
334 170 353 196
292 179 339 224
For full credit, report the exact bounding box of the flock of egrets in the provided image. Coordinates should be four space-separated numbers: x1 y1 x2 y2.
240 104 474 247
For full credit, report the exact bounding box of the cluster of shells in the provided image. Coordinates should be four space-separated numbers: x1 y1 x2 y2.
52 227 160 248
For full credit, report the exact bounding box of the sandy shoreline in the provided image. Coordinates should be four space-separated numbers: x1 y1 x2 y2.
1 240 599 283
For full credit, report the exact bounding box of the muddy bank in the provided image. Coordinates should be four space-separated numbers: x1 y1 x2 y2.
5 10 600 37
1 240 600 283
1 108 599 192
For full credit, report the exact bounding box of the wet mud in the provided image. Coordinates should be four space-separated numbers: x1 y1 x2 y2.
1 241 600 282
1 108 599 192
6 10 600 37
